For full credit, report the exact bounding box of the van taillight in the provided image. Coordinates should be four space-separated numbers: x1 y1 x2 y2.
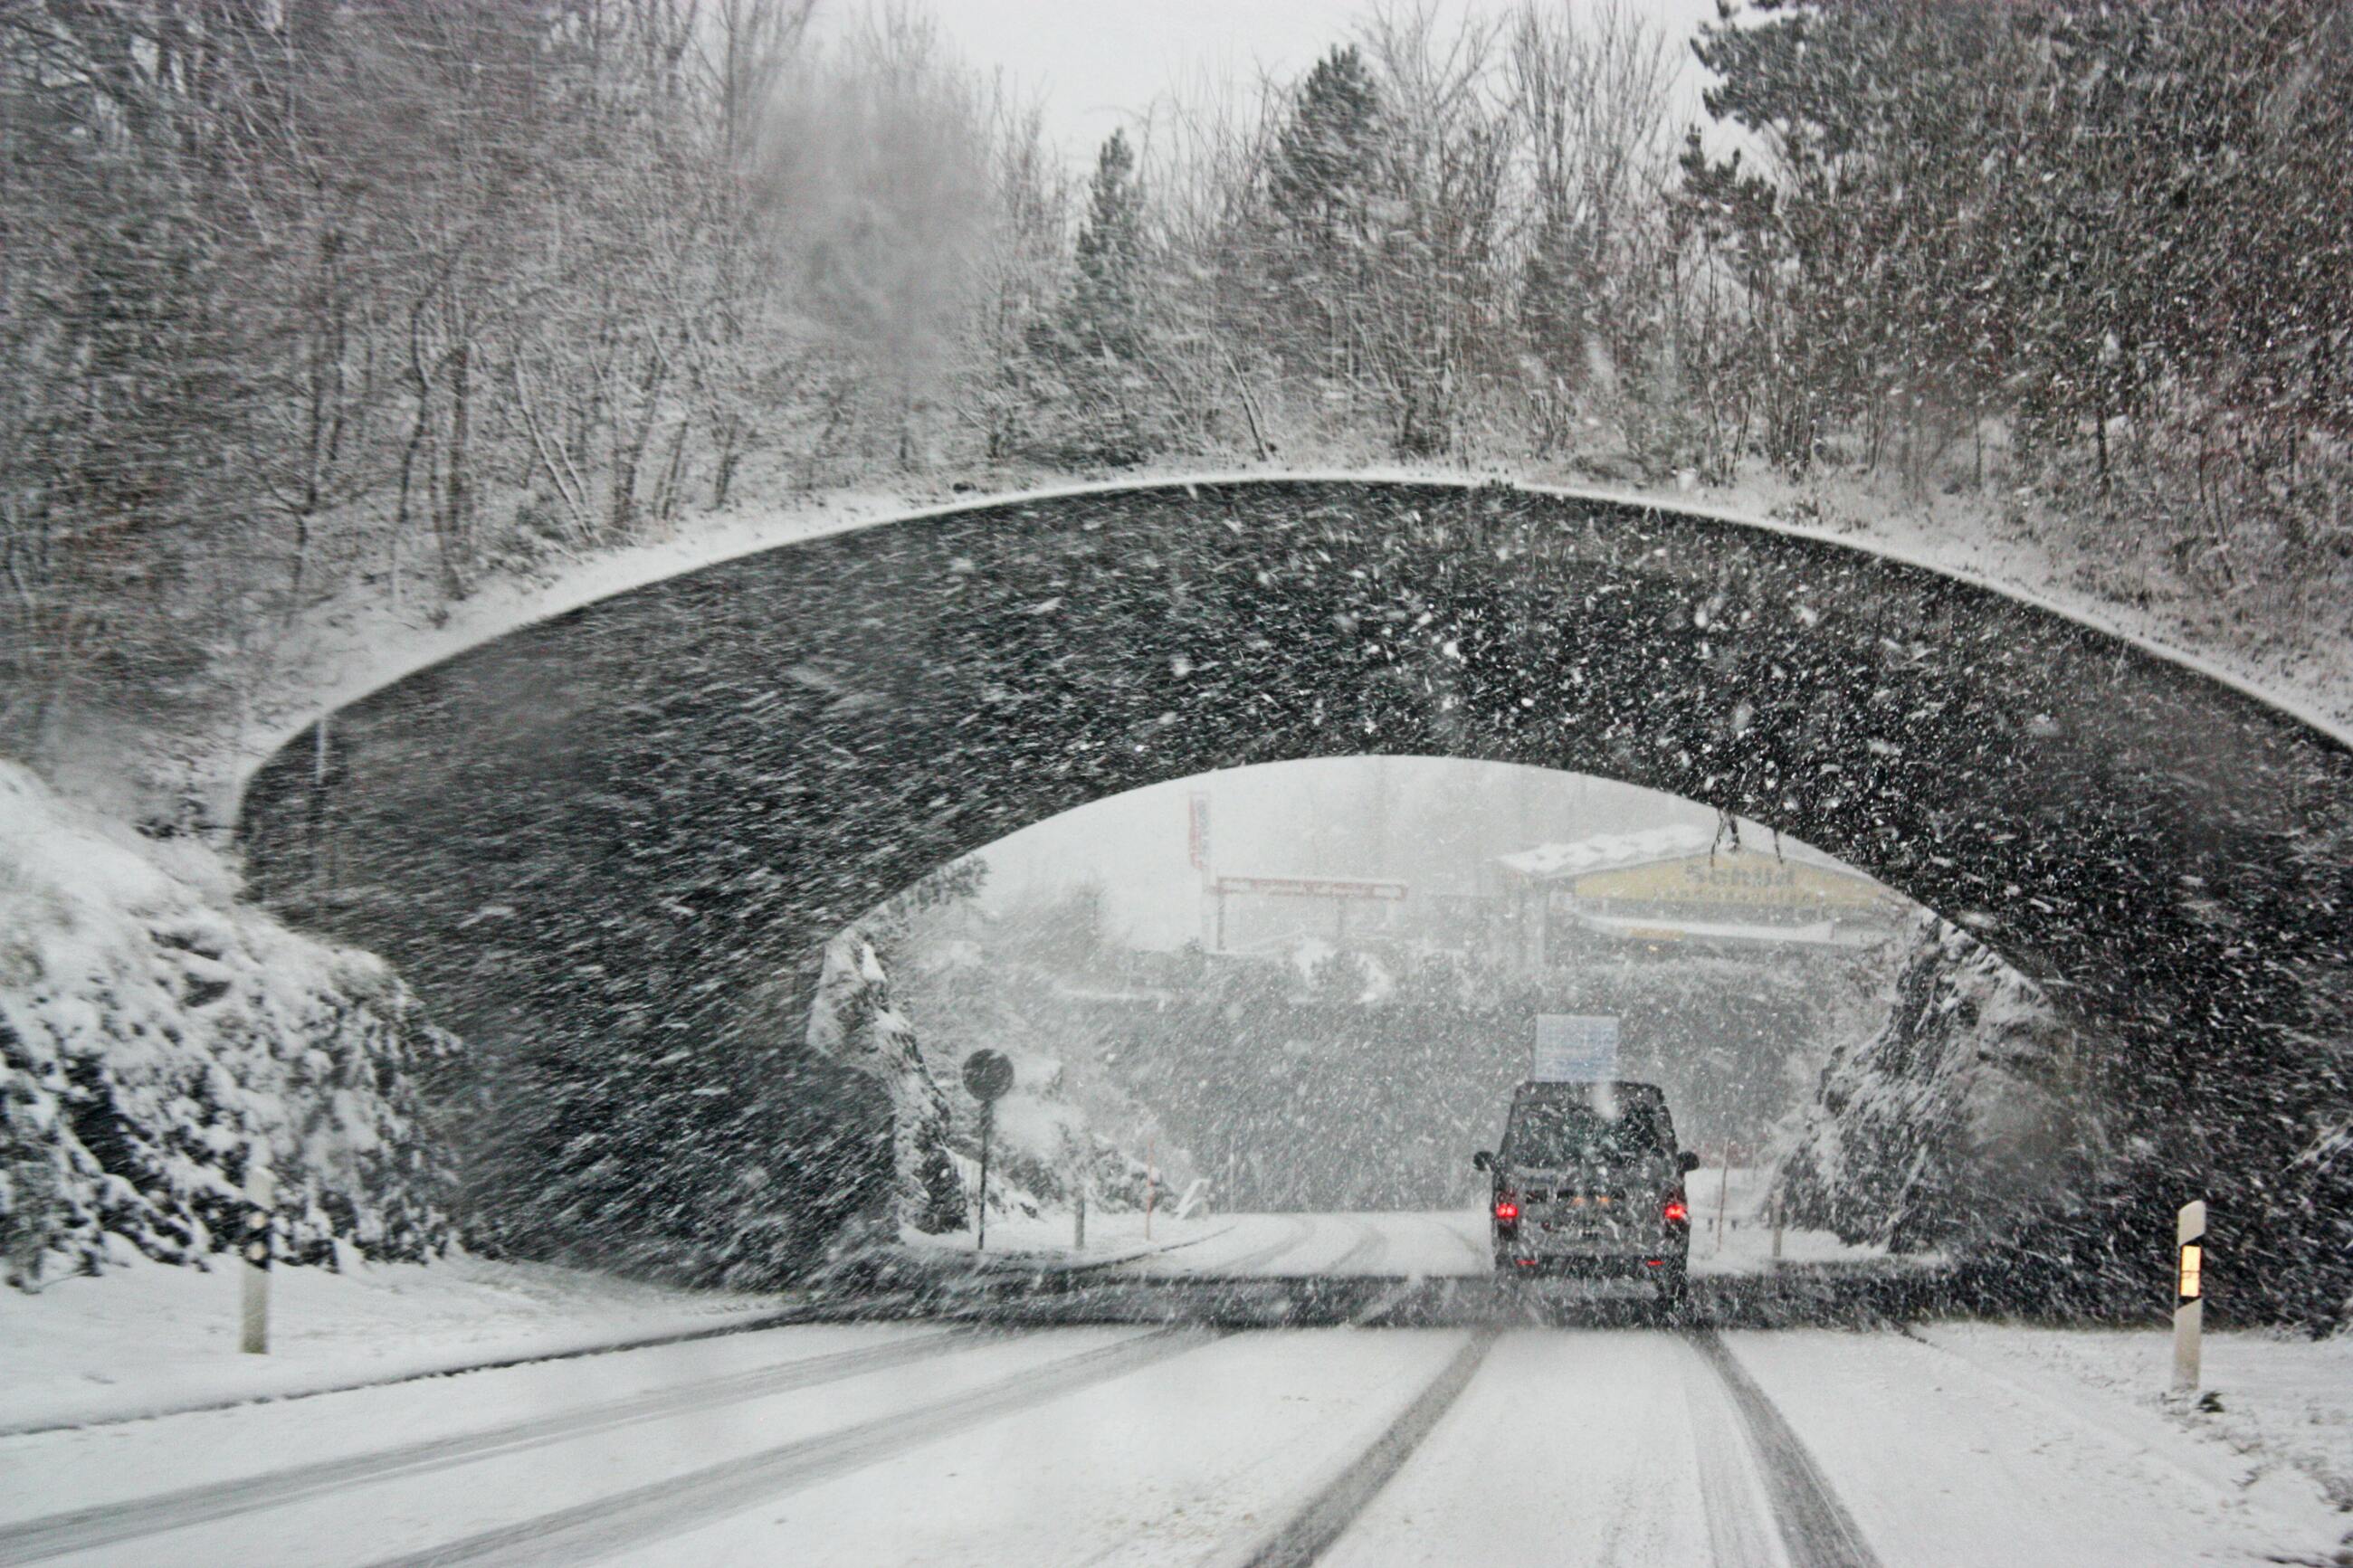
1663 1199 1689 1224
1494 1198 1520 1223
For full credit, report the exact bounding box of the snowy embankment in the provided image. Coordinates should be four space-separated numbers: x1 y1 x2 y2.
0 762 456 1288
0 1251 787 1434
1681 1164 1910 1278
1776 912 2099 1258
811 927 1177 1253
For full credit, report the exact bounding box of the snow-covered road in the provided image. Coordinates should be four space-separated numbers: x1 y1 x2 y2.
4 1276 2341 1566
957 1198 1890 1287
1098 1209 1488 1279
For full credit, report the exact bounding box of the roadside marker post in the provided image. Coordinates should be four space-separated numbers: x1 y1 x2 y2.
961 1050 1014 1253
240 1160 275 1355
2174 1200 2205 1393
977 1099 994 1251
1713 1141 1733 1254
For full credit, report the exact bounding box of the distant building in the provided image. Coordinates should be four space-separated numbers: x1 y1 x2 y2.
1482 824 1909 972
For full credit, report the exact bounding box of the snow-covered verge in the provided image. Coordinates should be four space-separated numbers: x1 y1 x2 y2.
0 762 456 1288
0 1250 785 1434
1729 1322 2353 1568
1915 1322 2353 1520
898 1204 1220 1269
805 887 1196 1257
1775 912 2104 1255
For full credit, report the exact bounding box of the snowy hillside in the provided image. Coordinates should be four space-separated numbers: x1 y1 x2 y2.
0 764 457 1288
808 908 1182 1254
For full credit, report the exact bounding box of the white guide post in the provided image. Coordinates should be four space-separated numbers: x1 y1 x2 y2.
241 1161 275 1355
1714 1142 1731 1254
2173 1200 2205 1394
1073 1184 1087 1250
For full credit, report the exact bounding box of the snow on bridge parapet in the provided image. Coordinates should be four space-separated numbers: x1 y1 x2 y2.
223 470 2353 826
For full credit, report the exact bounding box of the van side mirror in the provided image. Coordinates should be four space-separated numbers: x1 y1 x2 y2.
1472 1150 1493 1173
1679 1150 1701 1174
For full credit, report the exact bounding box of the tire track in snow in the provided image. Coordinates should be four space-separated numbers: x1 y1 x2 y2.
1691 1330 1882 1568
1427 1211 1490 1269
1231 1330 1497 1568
1323 1218 1388 1277
350 1326 1218 1568
1131 1214 1316 1278
0 1326 990 1567
1679 1335 1789 1568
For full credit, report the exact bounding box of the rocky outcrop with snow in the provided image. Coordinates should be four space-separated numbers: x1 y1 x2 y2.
0 764 457 1289
1775 914 2106 1254
805 929 967 1235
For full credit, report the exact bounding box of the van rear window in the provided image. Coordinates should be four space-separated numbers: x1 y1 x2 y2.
1504 1101 1665 1166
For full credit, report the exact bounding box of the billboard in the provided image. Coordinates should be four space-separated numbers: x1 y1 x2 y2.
1213 875 1406 901
1533 1014 1619 1081
1567 850 1892 912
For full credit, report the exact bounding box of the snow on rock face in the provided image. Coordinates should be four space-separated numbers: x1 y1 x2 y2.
0 763 457 1288
1776 913 2103 1255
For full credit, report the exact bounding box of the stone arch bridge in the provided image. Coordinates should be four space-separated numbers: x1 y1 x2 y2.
238 480 2351 1313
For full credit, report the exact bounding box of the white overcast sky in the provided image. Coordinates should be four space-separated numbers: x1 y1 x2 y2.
827 0 1730 169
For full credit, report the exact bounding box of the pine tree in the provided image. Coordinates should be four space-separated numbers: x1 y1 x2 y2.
1034 130 1159 464
1070 129 1146 363
1271 46 1385 243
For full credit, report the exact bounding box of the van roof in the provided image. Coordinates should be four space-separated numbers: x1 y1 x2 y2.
1513 1079 1665 1098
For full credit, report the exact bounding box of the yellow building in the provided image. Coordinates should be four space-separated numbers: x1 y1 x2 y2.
1486 824 1909 972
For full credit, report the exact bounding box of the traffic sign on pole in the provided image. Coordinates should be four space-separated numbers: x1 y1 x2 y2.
962 1051 1014 1251
2174 1200 2205 1393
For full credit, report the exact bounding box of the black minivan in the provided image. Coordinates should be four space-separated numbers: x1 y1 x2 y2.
1474 1079 1699 1308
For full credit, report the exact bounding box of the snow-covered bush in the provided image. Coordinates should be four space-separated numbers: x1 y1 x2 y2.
0 764 457 1288
1775 914 2106 1254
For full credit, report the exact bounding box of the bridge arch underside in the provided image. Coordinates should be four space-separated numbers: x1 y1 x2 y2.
240 480 2353 1316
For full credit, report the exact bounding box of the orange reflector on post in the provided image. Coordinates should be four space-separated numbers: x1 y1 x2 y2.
2178 1242 2203 1300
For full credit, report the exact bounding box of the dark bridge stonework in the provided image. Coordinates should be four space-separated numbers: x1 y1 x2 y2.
239 480 2352 1298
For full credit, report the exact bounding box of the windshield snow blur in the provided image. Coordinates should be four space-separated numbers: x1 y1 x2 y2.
3 2 2349 1565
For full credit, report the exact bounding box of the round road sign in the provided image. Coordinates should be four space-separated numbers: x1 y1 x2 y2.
962 1049 1014 1103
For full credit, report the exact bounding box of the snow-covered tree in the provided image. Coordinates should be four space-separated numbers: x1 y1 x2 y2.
805 930 967 1235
